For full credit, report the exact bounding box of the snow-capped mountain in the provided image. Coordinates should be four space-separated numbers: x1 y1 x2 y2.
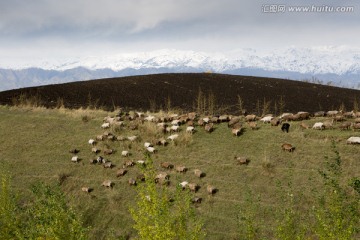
1 46 360 91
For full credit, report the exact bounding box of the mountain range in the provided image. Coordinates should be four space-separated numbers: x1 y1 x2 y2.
1 47 360 92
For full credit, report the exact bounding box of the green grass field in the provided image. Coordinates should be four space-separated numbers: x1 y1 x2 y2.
0 105 359 239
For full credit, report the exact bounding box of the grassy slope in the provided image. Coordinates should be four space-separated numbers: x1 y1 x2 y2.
0 105 359 239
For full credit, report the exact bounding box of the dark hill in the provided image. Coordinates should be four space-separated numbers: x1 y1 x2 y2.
0 73 359 114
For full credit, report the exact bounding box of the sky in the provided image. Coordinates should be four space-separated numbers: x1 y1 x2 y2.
0 0 359 62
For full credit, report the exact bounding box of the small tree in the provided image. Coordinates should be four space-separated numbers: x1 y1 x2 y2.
130 156 205 240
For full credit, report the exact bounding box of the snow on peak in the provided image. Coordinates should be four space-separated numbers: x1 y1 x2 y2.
1 46 359 75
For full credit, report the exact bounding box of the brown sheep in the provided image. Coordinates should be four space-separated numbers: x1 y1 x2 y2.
281 143 295 152
128 178 137 186
228 117 241 127
137 174 145 182
194 169 205 178
69 149 80 154
204 123 214 133
91 147 100 154
176 165 187 173
197 119 205 126
123 160 135 168
161 162 174 169
192 197 202 204
116 169 127 177
248 122 257 130
352 123 360 131
235 156 249 165
232 127 242 136
102 180 113 188
81 187 92 193
355 118 360 123
188 183 199 192
155 172 170 185
207 185 217 195
245 114 256 122
300 122 309 129
104 149 114 155
270 118 281 126
339 121 352 130
103 161 113 168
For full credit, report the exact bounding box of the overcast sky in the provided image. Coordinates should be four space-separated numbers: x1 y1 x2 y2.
0 0 359 61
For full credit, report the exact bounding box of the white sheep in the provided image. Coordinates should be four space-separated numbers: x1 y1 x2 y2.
312 122 325 130
71 156 79 163
186 126 195 134
101 122 110 129
170 125 180 132
171 119 180 125
167 134 179 141
146 147 157 153
203 117 210 123
88 139 96 145
122 150 130 157
179 181 189 189
137 160 145 165
346 137 360 144
260 116 273 123
144 142 153 148
127 135 138 142
144 115 155 122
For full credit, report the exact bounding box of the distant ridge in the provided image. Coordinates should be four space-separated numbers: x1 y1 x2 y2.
0 73 359 114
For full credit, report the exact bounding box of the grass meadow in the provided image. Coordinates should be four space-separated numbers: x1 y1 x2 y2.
0 105 359 239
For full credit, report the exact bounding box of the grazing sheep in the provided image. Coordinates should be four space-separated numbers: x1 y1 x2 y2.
204 123 214 133
187 112 197 120
107 135 116 141
155 138 168 146
194 169 204 178
123 160 135 168
179 181 189 189
352 123 360 131
334 115 344 122
235 156 249 165
192 197 202 204
176 165 187 173
248 121 258 130
197 119 205 126
69 149 80 154
186 126 195 134
312 122 325 130
188 183 199 192
144 142 153 148
245 114 256 122
167 134 179 141
137 160 146 166
297 112 310 120
102 180 113 188
128 178 137 186
136 111 144 118
101 122 110 129
88 139 96 145
121 150 130 157
281 143 295 152
211 116 219 123
228 117 241 127
326 110 339 117
89 158 97 164
343 111 355 118
71 156 79 163
137 174 146 182
281 114 294 121
144 115 155 122
339 121 352 130
203 117 210 123
187 120 194 127
281 123 290 133
96 156 105 164
171 119 181 125
300 122 309 129
161 162 174 169
232 127 242 136
260 116 273 123
323 119 334 129
104 149 114 155
207 185 217 195
103 161 113 168
155 172 170 184
355 118 360 123
170 125 180 132
270 118 281 126
219 115 230 122
146 147 157 153
81 187 92 193
91 147 100 154
314 111 325 117
116 169 127 177
96 135 105 141
346 137 360 144
117 136 126 141
127 135 138 142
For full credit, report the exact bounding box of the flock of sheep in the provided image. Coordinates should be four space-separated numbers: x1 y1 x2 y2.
69 108 360 202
